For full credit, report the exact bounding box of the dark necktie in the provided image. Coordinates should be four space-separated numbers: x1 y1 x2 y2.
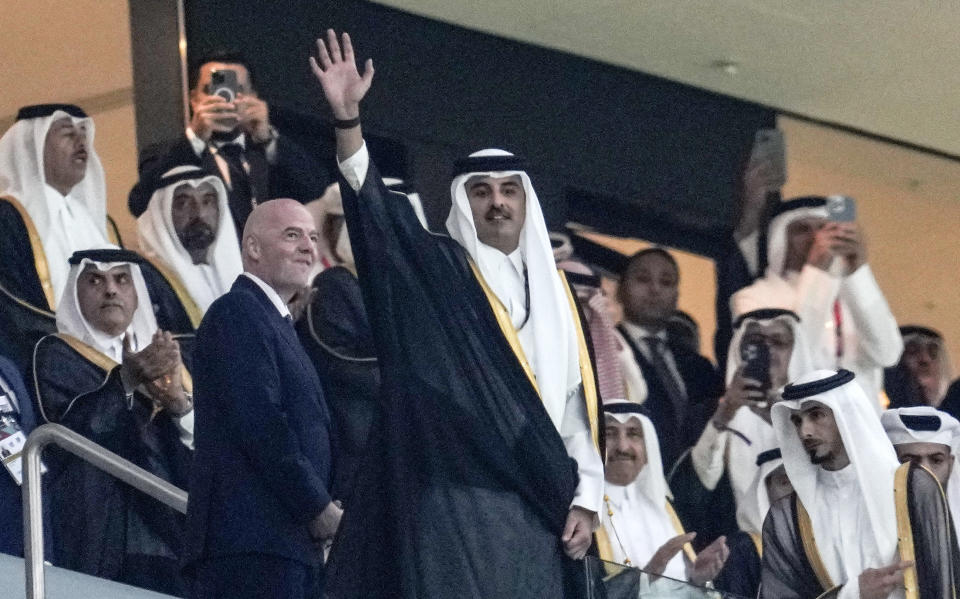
644 336 687 426
216 142 256 234
217 143 247 188
284 314 294 327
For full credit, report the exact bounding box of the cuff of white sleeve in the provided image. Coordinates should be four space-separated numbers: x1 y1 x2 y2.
336 142 369 192
174 409 195 450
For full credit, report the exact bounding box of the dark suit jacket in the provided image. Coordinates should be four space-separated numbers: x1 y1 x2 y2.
616 326 723 470
183 275 332 572
129 132 326 236
0 355 37 556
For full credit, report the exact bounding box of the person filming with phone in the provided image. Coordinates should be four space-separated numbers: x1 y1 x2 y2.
130 51 326 237
731 195 902 407
691 308 813 540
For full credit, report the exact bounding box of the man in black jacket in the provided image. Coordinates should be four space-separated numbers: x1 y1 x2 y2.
616 248 723 473
129 51 326 236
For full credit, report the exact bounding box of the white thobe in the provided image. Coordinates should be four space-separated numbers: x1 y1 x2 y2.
603 483 687 581
731 264 902 407
42 185 108 307
815 466 904 599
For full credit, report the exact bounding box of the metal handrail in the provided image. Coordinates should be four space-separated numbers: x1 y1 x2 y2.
21 423 189 599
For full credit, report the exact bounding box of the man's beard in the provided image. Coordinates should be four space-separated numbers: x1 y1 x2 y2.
807 448 831 465
179 221 216 252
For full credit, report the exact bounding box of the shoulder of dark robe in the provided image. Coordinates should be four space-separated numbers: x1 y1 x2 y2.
297 266 380 502
34 335 189 581
0 198 50 311
669 454 739 550
758 492 830 599
938 379 960 421
301 265 376 362
137 258 197 336
327 158 581 599
883 365 925 409
32 335 191 480
713 530 762 598
903 462 960 599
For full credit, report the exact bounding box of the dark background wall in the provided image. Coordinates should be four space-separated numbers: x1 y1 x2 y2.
178 0 774 257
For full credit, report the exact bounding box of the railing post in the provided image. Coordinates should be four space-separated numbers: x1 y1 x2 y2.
22 426 48 599
20 423 189 599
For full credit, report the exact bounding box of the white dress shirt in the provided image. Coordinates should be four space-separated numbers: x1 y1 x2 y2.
816 466 904 599
242 271 291 318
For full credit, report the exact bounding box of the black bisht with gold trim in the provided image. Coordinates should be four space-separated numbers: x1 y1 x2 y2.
325 160 587 599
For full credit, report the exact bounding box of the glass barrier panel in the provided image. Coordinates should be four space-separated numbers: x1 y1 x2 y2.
583 556 751 599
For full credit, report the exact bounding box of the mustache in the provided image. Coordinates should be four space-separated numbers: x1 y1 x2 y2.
484 207 511 220
609 450 637 461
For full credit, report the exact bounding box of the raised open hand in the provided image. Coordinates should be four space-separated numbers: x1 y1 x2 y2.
309 29 374 120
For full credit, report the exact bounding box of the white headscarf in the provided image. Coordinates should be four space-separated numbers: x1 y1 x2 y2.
137 165 241 313
603 400 685 580
898 327 955 405
881 406 960 541
724 309 814 530
56 246 158 360
446 149 581 430
738 448 784 536
772 369 899 584
764 198 828 278
0 105 108 306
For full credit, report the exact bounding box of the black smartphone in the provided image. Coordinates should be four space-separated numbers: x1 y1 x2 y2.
740 341 771 395
208 69 238 102
826 195 857 222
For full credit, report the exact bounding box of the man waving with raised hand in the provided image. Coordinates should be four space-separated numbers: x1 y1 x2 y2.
311 29 604 599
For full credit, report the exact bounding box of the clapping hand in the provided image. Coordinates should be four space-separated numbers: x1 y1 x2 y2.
122 331 191 416
688 535 729 585
122 330 181 387
645 532 696 577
